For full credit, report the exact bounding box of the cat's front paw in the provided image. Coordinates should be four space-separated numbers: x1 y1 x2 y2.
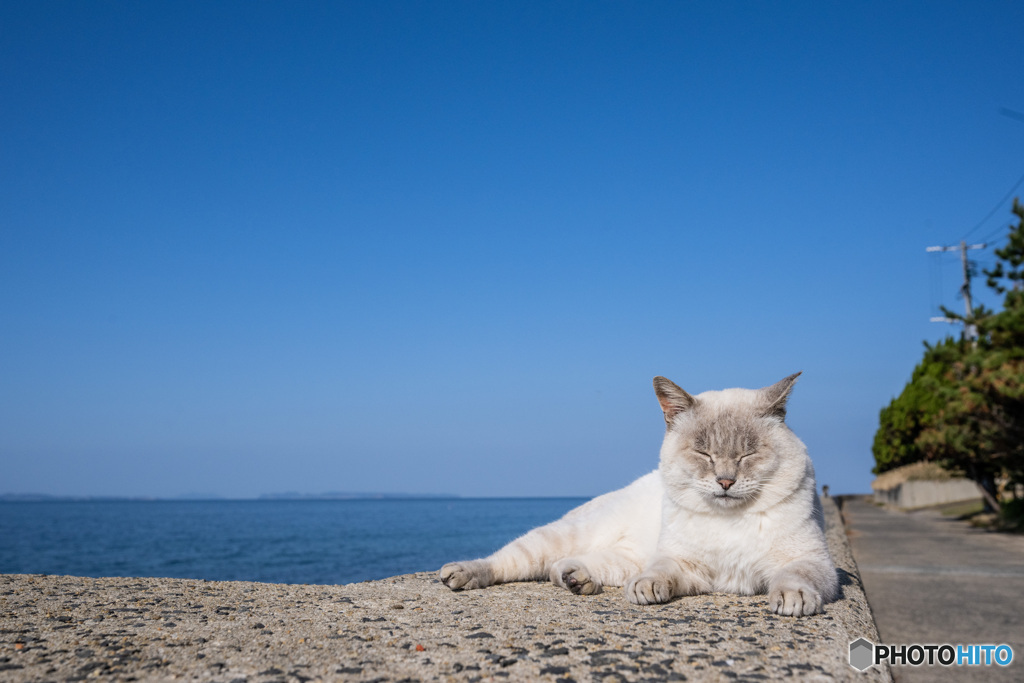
550 559 602 595
768 583 822 616
439 560 494 591
625 574 673 605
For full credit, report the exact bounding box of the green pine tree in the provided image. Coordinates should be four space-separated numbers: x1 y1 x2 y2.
873 200 1024 516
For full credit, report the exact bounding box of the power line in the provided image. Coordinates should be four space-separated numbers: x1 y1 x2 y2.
962 170 1024 240
1000 107 1024 123
929 252 942 313
960 108 1024 241
978 220 1014 246
928 252 944 315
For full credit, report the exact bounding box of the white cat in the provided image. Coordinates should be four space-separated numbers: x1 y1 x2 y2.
439 374 839 616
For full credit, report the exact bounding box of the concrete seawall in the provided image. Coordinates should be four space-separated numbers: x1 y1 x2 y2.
1 498 890 682
872 479 983 510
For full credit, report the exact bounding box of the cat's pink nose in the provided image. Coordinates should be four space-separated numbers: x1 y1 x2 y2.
717 478 735 490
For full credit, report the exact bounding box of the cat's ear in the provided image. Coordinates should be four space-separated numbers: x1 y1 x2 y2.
653 376 696 424
760 372 801 420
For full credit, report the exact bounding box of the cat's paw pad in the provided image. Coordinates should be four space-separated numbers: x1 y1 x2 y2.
561 565 598 593
549 560 597 594
439 561 492 591
626 575 673 605
768 584 822 616
563 567 601 595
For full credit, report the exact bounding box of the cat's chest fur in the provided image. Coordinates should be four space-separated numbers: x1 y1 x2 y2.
661 503 795 593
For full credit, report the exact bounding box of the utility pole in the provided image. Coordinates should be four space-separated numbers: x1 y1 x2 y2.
926 241 986 339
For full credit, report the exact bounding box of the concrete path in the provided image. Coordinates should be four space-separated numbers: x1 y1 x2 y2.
843 496 1024 683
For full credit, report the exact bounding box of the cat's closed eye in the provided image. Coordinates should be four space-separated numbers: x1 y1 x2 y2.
694 450 714 462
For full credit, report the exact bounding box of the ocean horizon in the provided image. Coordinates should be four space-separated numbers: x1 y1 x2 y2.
0 497 589 585
0 491 462 502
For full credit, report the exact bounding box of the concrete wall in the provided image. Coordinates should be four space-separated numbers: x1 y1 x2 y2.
0 497 893 682
873 478 983 510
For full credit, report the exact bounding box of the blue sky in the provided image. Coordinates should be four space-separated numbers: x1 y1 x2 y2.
2 1 1023 498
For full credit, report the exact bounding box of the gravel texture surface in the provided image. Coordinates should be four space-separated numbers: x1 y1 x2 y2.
1 498 889 682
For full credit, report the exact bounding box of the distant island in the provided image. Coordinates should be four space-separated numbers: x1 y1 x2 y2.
257 492 458 500
1 492 459 502
0 493 162 502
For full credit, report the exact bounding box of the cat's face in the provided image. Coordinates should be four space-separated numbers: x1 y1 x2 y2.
654 374 803 512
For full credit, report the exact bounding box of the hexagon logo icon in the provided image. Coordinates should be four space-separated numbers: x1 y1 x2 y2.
849 638 875 671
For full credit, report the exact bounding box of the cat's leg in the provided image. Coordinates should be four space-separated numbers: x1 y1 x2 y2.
440 524 574 591
549 548 645 596
625 555 712 605
439 559 495 590
767 558 839 616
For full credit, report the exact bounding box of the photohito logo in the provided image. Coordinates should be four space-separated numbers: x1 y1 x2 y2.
849 638 1014 671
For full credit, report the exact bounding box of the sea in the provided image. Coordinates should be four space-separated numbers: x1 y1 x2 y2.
0 498 587 585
